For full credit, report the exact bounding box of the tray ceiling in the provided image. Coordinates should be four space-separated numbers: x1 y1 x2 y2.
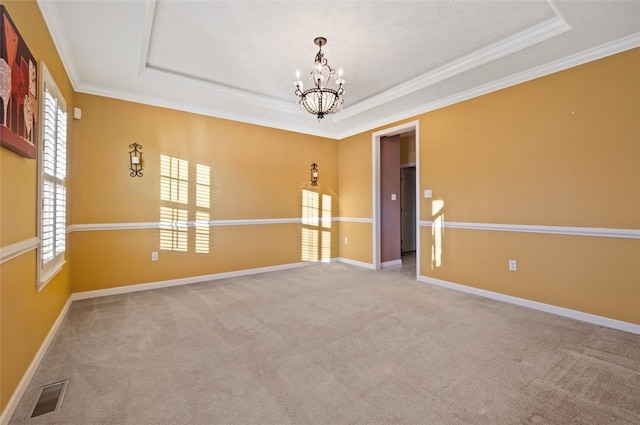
38 0 640 139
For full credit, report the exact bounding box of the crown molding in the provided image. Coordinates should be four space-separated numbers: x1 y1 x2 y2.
74 31 640 141
74 81 339 139
136 0 298 116
335 15 571 122
137 0 157 78
336 33 640 140
36 0 640 141
36 0 81 91
140 65 300 115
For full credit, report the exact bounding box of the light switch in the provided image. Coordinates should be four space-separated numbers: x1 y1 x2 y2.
424 189 432 198
391 193 397 201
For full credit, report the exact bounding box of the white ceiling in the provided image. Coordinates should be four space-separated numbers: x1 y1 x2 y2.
37 0 640 139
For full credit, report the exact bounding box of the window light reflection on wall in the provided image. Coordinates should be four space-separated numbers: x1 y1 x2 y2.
195 164 211 254
160 155 189 252
301 190 332 262
159 155 211 254
431 200 445 269
160 206 188 252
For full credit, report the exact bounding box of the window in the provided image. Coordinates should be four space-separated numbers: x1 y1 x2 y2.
38 63 67 289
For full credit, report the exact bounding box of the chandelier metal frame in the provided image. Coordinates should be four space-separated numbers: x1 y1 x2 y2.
294 37 345 120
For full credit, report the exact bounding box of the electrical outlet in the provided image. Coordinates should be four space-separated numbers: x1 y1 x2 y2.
344 237 349 244
509 260 517 271
152 251 158 261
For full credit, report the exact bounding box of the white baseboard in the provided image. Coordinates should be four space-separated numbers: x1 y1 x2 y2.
419 275 640 335
334 257 376 269
71 261 311 300
381 259 402 267
0 297 73 425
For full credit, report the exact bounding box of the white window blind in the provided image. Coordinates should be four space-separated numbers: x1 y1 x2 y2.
39 64 67 288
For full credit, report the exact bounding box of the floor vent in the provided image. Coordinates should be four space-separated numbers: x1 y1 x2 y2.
30 380 68 418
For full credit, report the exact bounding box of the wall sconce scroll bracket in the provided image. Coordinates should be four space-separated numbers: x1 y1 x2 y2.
129 143 143 177
310 163 318 186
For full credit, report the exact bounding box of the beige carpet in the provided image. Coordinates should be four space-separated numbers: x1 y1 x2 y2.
9 261 640 424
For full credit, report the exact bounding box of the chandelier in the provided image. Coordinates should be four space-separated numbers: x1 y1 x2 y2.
294 37 345 120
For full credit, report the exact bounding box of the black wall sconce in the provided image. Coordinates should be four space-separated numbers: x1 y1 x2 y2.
310 163 318 186
129 143 143 177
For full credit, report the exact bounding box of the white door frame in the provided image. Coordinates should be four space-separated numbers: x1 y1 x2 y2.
372 120 420 277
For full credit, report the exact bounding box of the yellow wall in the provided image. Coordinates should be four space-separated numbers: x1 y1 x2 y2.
338 132 373 263
419 48 639 324
419 50 639 228
400 133 416 165
70 94 339 292
0 0 74 412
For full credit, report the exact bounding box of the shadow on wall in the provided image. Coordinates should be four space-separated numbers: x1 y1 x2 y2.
302 189 332 262
431 199 445 270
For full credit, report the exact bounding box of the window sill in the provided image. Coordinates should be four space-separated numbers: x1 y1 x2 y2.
38 260 66 293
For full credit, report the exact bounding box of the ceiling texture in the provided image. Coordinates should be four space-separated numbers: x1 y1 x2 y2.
37 0 640 139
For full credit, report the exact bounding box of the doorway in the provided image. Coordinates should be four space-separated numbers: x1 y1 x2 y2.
372 121 420 278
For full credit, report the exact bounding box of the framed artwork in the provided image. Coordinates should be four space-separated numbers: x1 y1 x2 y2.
0 5 37 159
